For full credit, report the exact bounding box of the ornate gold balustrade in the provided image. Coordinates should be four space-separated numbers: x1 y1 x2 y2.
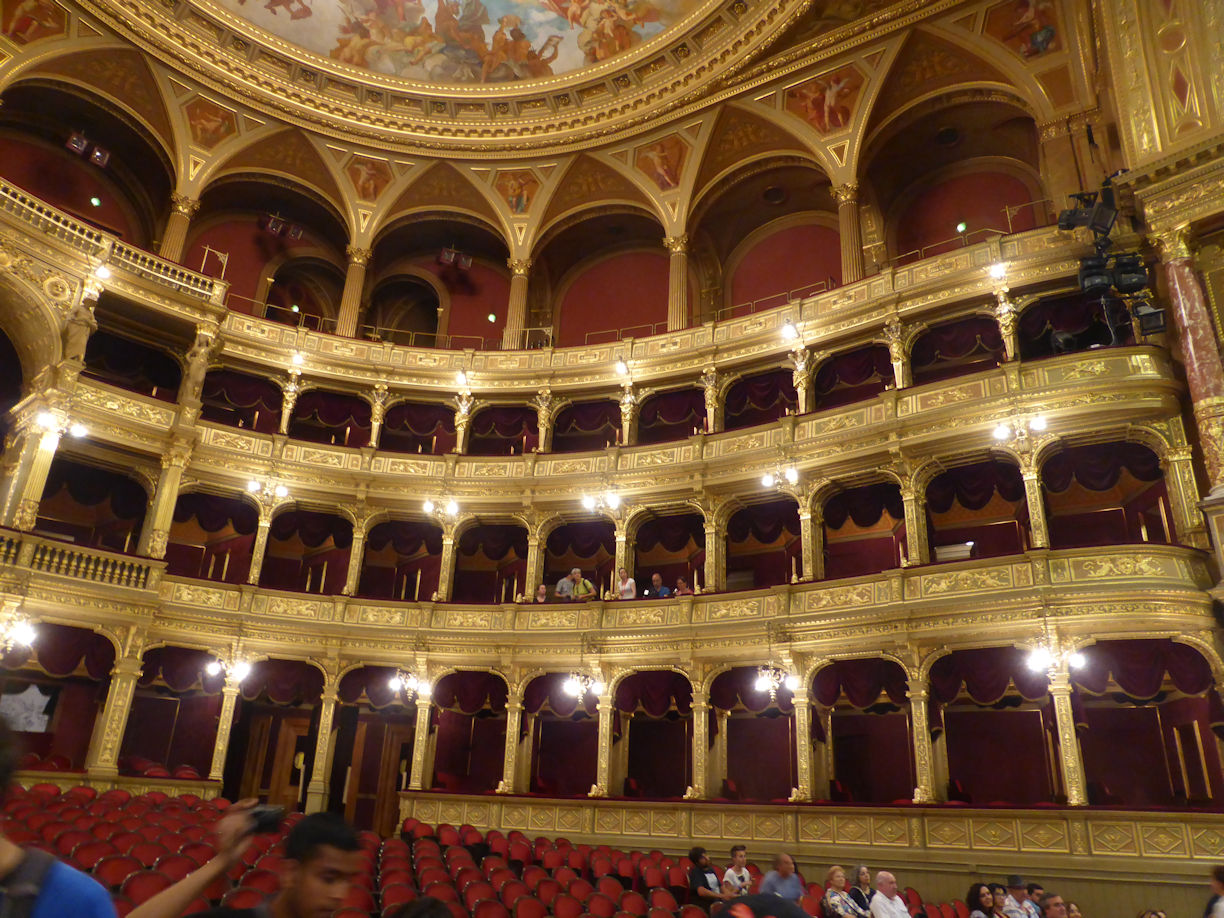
13 771 221 799
0 528 165 591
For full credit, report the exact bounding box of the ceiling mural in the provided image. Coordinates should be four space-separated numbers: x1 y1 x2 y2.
218 0 694 83
784 65 864 134
1 0 67 43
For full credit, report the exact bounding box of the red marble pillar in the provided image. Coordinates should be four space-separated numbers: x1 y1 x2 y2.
1157 228 1224 491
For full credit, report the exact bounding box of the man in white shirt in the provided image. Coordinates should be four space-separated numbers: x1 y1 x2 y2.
869 871 909 918
722 845 751 896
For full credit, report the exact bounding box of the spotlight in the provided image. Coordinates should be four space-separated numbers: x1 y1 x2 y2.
89 147 110 168
89 197 102 208
1057 192 1117 236
1111 253 1148 294
1133 299 1167 335
65 132 89 155
1077 255 1112 294
955 221 968 234
68 422 88 438
1051 330 1077 354
781 321 798 341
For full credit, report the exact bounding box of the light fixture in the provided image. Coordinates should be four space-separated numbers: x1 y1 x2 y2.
1026 644 1086 673
205 657 252 682
562 671 605 697
456 369 468 387
89 196 102 208
761 465 800 489
993 417 1048 442
580 491 622 512
34 412 86 438
614 357 629 376
388 669 427 697
35 411 58 430
68 422 88 438
423 498 460 518
781 320 798 341
247 479 289 500
0 608 36 653
94 265 111 280
291 351 305 366
955 221 968 234
487 313 497 323
989 262 1008 279
753 664 799 702
290 304 300 313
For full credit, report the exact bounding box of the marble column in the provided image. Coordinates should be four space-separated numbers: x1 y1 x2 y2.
798 508 824 581
690 689 709 798
790 686 813 802
408 693 433 790
85 652 144 777
208 677 242 781
907 678 938 803
502 259 531 349
665 235 689 332
305 677 339 813
1021 463 1050 548
833 184 865 284
498 693 524 793
336 246 372 338
159 194 200 264
1048 671 1088 806
1155 228 1224 490
137 443 191 558
592 690 614 796
900 485 930 565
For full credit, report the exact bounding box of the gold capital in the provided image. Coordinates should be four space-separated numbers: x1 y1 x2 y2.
664 234 688 254
833 183 859 206
170 193 201 217
1150 225 1192 261
346 245 373 266
508 257 532 276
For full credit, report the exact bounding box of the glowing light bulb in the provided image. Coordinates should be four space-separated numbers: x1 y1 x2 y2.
487 313 497 323
68 422 87 438
36 411 57 430
762 473 776 487
388 675 403 691
784 674 800 691
754 675 770 692
444 499 459 516
231 660 252 682
590 681 606 696
94 265 111 280
274 484 289 498
1029 416 1047 431
784 467 799 484
89 197 102 207
456 370 468 387
614 358 629 376
205 661 223 676
10 621 35 647
1068 652 1086 670
989 262 1008 279
955 221 967 234
423 499 436 514
781 322 798 341
1026 647 1053 672
605 492 620 510
247 480 261 492
993 423 1011 440
416 681 431 698
582 495 596 511
563 677 581 697
291 352 304 366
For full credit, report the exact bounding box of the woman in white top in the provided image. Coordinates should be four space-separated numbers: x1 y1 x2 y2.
617 567 636 599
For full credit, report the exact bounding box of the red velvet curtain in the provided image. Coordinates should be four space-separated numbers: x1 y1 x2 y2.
823 482 904 578
1 623 114 680
338 666 409 708
524 673 598 717
1072 639 1212 698
831 712 913 803
724 369 797 430
433 671 509 714
200 369 282 433
358 520 443 600
83 330 181 400
172 492 258 534
929 647 1049 704
911 316 1004 385
41 459 148 521
813 658 908 708
553 401 619 452
927 460 1027 559
469 406 538 456
1019 292 1134 358
813 346 892 411
240 659 324 704
382 401 456 454
139 646 224 694
726 499 800 588
1043 442 1162 492
289 390 372 447
710 666 793 713
615 671 693 715
638 389 704 445
545 521 615 588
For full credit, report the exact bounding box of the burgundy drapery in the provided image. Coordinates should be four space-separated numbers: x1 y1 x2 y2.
1072 639 1212 698
553 401 619 452
337 666 411 708
433 671 509 713
1 623 114 680
813 658 908 708
615 671 693 716
911 316 1004 382
41 459 147 519
366 520 442 555
638 389 704 444
139 647 223 693
813 346 892 410
635 515 705 552
724 369 797 429
926 461 1025 512
1019 293 1133 357
469 407 538 455
727 499 801 587
83 331 181 399
1042 442 1162 492
546 521 615 558
240 659 324 704
200 370 281 433
824 482 903 528
727 499 800 543
929 647 1049 705
710 666 794 713
384 401 455 436
358 520 442 600
524 673 598 717
172 492 258 534
269 510 353 548
457 524 528 559
289 390 372 447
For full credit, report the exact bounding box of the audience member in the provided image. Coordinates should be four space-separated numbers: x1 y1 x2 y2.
689 846 731 911
1004 876 1039 918
849 866 875 910
387 897 453 918
723 845 751 897
1066 904 1081 918
1027 885 1045 916
573 569 596 599
868 871 908 918
822 865 869 918
555 569 577 600
675 576 694 595
1138 911 1168 918
988 885 1009 918
760 853 802 903
967 884 993 918
1036 892 1067 918
617 567 637 599
1210 865 1224 918
533 584 548 603
646 572 672 598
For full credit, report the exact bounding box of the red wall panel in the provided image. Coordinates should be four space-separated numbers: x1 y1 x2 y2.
728 224 842 308
896 173 1036 258
557 252 669 347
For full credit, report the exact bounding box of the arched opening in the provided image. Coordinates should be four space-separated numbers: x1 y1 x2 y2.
523 673 598 796
223 659 325 810
452 523 528 603
911 316 1005 386
0 328 23 450
709 667 796 802
259 510 353 595
544 520 615 599
332 666 420 834
1019 291 1135 359
36 456 147 552
369 217 509 349
381 401 456 455
287 389 372 448
536 212 670 346
122 646 225 781
165 492 259 583
551 400 620 453
822 482 905 579
1041 442 1172 547
186 179 348 317
633 513 705 596
926 459 1029 561
614 671 692 799
83 326 181 402
637 388 704 445
199 368 282 434
812 346 893 412
357 520 443 601
0 82 174 246
726 498 801 589
724 369 797 430
428 672 509 796
0 624 114 772
812 659 913 803
468 406 538 456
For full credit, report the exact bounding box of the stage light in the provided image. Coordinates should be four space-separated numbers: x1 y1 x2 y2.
89 197 102 207
955 221 967 234
65 132 88 154
1078 255 1112 293
89 147 110 168
1111 253 1148 294
1133 300 1167 334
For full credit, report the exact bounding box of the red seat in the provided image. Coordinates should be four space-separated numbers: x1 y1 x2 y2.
383 883 418 909
680 906 706 918
591 855 614 879
419 867 450 888
464 881 498 909
179 841 216 866
55 829 93 856
381 869 415 890
567 877 593 902
130 841 170 868
587 892 618 918
597 877 623 900
437 825 461 847
509 841 533 865
535 878 562 907
113 895 134 917
474 900 511 918
514 896 549 918
425 882 461 903
648 889 677 912
121 870 174 905
154 853 199 881
952 902 969 918
70 839 116 869
553 892 584 918
940 904 956 918
343 886 376 912
801 895 824 917
542 849 565 871
93 854 142 890
648 908 673 918
447 902 468 918
523 866 549 891
640 867 664 890
555 867 579 888
241 868 281 893
666 867 688 904
924 905 942 918
619 891 647 915
501 880 531 907
904 889 923 910
222 888 268 909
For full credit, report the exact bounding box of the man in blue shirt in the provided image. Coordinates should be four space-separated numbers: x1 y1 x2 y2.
647 573 672 598
759 853 803 902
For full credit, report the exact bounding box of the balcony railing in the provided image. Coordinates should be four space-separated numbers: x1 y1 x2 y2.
0 528 164 590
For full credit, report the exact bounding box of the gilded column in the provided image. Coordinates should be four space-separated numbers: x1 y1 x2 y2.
502 258 532 349
0 409 63 531
279 371 301 435
160 193 200 263
498 689 524 793
336 246 372 338
305 676 339 813
368 384 388 449
247 509 274 586
812 705 831 798
1021 461 1050 549
619 384 637 446
86 648 145 777
1163 447 1207 547
614 520 631 582
1049 671 1088 806
342 521 367 596
884 319 911 389
907 678 937 804
996 293 1019 361
530 388 554 453
208 675 242 781
699 368 721 433
790 686 813 802
435 523 457 601
790 347 813 414
833 184 865 284
408 691 433 790
524 532 544 597
798 508 824 581
453 391 474 455
137 441 192 558
703 520 726 593
684 688 707 799
591 690 614 796
900 484 930 565
664 235 689 332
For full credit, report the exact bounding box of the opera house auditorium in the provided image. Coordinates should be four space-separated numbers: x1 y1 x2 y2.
0 0 1223 913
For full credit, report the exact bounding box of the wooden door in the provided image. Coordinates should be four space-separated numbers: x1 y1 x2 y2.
374 723 416 836
267 715 310 810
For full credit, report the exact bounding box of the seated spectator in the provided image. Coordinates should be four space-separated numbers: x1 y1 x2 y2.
989 885 1010 918
617 567 637 599
1028 885 1045 915
644 572 672 598
967 884 994 918
822 866 869 918
1066 905 1081 918
688 846 731 911
1211 865 1224 918
760 853 802 903
533 584 549 603
849 866 874 911
723 845 751 897
675 576 695 596
868 872 908 918
572 569 596 600
388 898 454 918
1004 877 1039 918
1037 892 1067 918
555 569 577 600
